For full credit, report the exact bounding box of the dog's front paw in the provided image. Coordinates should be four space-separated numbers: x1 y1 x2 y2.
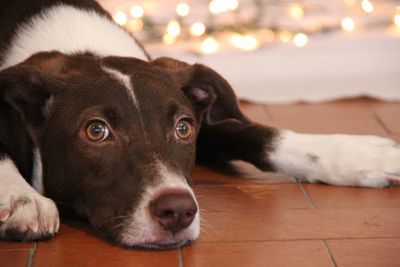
356 136 400 187
314 135 400 187
0 190 59 241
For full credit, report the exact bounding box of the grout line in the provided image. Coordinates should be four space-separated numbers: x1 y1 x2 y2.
295 178 316 209
261 105 274 120
373 114 391 136
323 240 338 267
178 248 184 267
26 242 37 267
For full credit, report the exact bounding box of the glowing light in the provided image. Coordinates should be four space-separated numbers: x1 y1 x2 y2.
190 22 206 36
113 11 127 26
201 37 219 54
263 29 275 42
227 0 239 11
293 33 308 47
209 0 238 14
130 5 144 18
163 34 176 45
167 20 181 37
129 19 143 32
209 0 224 14
176 2 190 17
230 34 258 51
278 30 292 42
361 0 374 14
288 4 304 20
344 0 356 6
395 14 400 28
341 17 355 32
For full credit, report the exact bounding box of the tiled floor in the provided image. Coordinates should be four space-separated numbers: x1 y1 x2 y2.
1 98 400 267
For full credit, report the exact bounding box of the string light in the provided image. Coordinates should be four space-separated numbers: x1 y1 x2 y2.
108 1 399 54
167 20 181 37
395 14 400 28
209 0 238 14
341 17 355 32
201 37 219 54
288 4 304 20
278 30 292 42
230 34 258 51
176 2 190 17
293 33 308 47
190 22 206 36
163 33 176 45
130 5 144 19
113 11 128 26
361 0 374 14
129 19 143 32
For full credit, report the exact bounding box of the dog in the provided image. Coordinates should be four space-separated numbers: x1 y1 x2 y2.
0 0 399 250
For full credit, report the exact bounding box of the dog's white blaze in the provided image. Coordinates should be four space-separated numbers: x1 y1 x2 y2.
32 148 44 194
120 164 200 246
101 66 139 108
269 130 400 187
0 5 147 70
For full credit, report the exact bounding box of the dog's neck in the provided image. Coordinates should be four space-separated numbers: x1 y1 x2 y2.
0 4 147 70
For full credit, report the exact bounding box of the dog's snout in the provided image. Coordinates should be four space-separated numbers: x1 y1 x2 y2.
150 192 197 234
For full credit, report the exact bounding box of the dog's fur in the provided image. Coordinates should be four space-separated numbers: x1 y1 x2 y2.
0 0 399 250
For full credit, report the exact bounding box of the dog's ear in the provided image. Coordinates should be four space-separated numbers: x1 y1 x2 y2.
152 57 249 125
0 52 65 135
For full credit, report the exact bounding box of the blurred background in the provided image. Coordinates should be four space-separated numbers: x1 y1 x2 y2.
98 0 400 104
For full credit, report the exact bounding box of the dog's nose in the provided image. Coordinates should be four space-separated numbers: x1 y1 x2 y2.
150 192 197 234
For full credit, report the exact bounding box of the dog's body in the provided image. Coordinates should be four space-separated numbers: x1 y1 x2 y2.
0 0 399 250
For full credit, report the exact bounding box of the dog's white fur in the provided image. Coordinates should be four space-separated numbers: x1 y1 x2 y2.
0 158 59 237
269 130 400 187
0 5 146 70
120 163 200 247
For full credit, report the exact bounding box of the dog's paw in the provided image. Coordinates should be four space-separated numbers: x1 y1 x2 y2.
0 190 59 241
311 135 400 187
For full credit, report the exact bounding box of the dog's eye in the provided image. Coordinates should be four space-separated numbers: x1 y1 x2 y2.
175 120 194 140
86 121 110 142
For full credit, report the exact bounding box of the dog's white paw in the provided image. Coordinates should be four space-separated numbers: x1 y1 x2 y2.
0 189 59 241
309 135 400 187
272 132 400 188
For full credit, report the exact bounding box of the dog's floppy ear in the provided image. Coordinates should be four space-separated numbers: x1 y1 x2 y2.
152 57 249 125
0 52 65 136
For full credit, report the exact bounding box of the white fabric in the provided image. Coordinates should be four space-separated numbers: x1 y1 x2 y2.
148 30 400 104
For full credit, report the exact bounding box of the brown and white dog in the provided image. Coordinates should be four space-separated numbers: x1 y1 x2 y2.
0 0 399 250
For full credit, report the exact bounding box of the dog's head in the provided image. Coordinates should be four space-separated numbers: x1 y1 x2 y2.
0 52 244 249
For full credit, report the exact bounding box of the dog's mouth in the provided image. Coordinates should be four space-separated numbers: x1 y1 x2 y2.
130 239 192 251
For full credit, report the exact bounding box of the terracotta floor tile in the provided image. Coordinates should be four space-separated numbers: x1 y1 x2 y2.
0 250 31 267
239 101 271 124
0 241 34 250
370 102 400 134
198 208 400 242
391 134 400 143
264 118 388 136
328 238 400 267
184 240 332 267
304 184 400 209
33 222 179 267
195 184 310 212
193 165 295 186
267 100 374 121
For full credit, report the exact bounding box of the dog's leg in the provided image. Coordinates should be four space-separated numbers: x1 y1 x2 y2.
0 156 59 241
197 120 400 187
